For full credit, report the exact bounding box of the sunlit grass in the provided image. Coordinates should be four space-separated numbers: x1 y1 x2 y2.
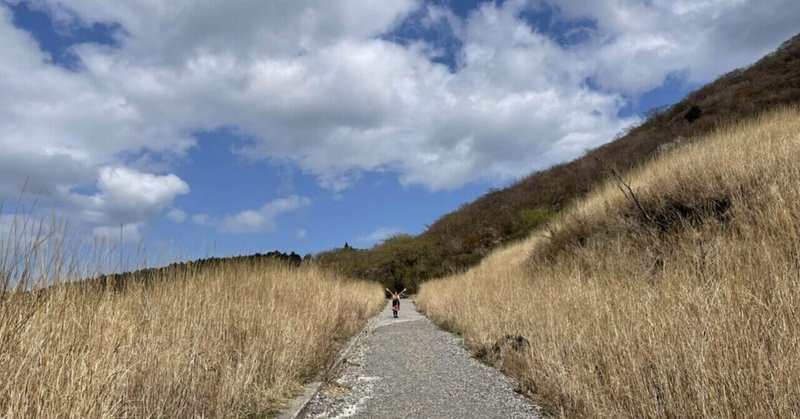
0 213 383 417
418 107 800 417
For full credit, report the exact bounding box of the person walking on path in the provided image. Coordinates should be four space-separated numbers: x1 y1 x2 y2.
386 288 406 318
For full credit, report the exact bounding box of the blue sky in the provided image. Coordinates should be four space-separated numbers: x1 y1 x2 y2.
1 0 797 265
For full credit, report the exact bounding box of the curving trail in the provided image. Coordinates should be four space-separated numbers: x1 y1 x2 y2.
299 300 541 419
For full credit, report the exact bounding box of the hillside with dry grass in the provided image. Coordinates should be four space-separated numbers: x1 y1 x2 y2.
0 226 383 417
417 107 800 417
320 32 800 291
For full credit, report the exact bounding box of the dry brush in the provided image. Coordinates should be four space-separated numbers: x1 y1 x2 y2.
0 231 383 417
418 107 800 417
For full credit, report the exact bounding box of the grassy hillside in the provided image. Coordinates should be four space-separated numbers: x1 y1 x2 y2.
418 107 800 417
0 228 383 417
320 32 800 290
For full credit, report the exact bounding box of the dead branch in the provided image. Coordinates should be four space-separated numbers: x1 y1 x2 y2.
611 168 655 225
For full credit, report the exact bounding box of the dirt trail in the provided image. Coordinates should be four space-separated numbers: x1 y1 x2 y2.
298 300 541 419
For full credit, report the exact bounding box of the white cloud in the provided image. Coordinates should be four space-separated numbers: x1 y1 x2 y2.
166 208 186 223
191 213 211 226
0 0 797 210
219 195 311 233
94 167 188 214
56 166 190 239
71 166 189 226
296 228 307 239
551 0 800 93
357 227 403 244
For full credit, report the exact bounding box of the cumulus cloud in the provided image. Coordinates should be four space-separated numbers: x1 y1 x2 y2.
72 166 189 225
60 166 189 241
0 0 797 211
551 0 800 94
191 213 211 226
166 208 186 223
219 195 311 234
357 227 404 244
0 5 193 239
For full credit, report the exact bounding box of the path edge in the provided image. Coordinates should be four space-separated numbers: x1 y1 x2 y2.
275 302 384 419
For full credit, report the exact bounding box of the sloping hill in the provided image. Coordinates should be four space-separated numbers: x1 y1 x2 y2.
418 106 800 417
2 252 383 417
320 32 800 290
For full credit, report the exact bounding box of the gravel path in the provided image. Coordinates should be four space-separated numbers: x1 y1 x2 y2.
299 300 541 419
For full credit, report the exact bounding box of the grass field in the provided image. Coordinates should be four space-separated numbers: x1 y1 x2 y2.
0 229 383 417
418 107 800 417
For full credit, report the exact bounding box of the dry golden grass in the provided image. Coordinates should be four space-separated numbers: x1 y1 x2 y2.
418 107 800 418
0 250 383 417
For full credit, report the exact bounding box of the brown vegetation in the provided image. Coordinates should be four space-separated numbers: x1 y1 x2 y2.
418 108 800 417
320 32 800 291
318 234 439 292
0 224 383 417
